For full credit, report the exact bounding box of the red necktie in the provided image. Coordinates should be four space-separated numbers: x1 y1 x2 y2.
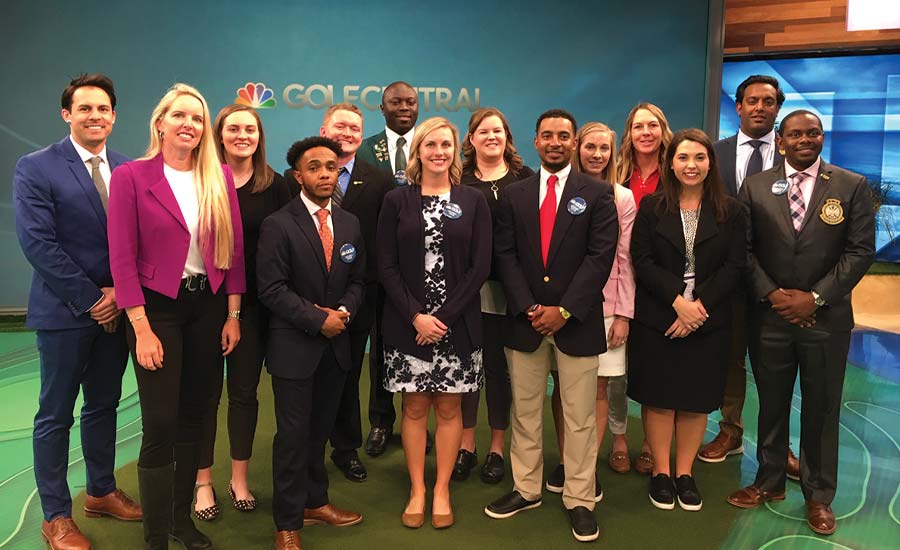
540 174 558 267
316 208 333 271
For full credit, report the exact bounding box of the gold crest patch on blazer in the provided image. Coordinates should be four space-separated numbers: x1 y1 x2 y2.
820 199 844 225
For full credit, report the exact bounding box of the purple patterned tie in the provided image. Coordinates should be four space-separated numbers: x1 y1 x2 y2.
789 172 808 232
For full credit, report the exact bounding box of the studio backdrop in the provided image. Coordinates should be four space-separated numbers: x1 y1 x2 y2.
1 0 717 310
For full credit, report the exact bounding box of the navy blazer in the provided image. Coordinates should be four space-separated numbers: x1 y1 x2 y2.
376 184 492 362
494 170 619 356
257 198 366 380
13 137 129 329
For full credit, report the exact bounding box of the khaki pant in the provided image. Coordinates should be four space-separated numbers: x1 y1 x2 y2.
506 337 599 510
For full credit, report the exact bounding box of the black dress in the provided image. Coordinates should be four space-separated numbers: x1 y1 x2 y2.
626 194 747 413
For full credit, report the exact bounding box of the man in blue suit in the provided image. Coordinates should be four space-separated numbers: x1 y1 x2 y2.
13 73 141 550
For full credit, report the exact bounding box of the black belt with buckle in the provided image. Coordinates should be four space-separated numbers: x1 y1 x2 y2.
183 274 208 292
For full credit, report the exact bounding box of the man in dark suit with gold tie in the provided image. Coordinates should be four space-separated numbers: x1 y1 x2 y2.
728 110 875 536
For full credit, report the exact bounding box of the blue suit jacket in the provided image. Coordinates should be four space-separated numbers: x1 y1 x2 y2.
13 137 130 330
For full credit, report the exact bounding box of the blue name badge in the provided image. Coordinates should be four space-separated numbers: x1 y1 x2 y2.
771 179 790 195
339 243 357 263
443 202 463 219
567 196 587 215
393 170 408 186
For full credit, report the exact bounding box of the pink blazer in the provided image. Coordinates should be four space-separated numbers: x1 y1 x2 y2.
108 154 245 309
602 185 636 319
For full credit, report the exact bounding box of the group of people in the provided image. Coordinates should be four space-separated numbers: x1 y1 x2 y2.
12 73 874 550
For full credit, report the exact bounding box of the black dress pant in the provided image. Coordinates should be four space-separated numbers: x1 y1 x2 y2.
128 283 226 469
198 300 267 468
272 348 348 532
748 308 850 504
461 312 511 430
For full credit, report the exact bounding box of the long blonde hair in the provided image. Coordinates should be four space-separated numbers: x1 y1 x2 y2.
573 122 619 184
143 84 234 269
406 117 463 185
616 102 673 185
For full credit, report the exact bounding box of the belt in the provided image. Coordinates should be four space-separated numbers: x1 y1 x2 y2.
182 274 208 292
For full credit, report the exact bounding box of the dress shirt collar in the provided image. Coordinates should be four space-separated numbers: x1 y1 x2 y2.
385 126 415 147
737 128 775 147
69 135 108 166
299 188 332 217
539 163 572 187
784 157 822 181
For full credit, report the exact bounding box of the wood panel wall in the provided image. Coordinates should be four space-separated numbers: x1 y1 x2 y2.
724 0 900 55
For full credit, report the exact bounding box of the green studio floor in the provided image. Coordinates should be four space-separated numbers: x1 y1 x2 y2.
0 331 898 550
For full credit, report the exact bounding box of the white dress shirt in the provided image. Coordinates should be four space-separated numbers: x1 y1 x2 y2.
69 135 111 190
164 164 206 277
538 164 572 211
299 188 334 234
735 128 776 192
784 157 821 207
385 126 415 173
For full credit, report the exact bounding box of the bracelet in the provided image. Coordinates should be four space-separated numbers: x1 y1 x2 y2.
128 314 146 324
227 310 241 320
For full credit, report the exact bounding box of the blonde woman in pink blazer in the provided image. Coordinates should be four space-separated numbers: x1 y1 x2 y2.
548 123 636 500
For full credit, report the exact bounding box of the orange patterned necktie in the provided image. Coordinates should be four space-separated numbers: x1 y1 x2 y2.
316 208 333 271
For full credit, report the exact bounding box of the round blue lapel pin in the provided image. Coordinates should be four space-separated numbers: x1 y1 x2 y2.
393 170 408 186
567 196 587 215
339 243 357 263
443 202 463 220
771 179 789 195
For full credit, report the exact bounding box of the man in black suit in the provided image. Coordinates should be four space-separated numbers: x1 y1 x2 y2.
700 75 802 477
485 110 618 542
728 111 875 536
257 137 366 550
319 103 394 480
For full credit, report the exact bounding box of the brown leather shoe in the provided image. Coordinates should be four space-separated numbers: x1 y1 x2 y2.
275 530 303 550
634 451 653 475
698 431 744 463
41 517 91 550
432 510 454 529
806 501 836 535
608 450 631 474
83 488 143 521
787 448 801 481
727 485 786 509
303 503 362 527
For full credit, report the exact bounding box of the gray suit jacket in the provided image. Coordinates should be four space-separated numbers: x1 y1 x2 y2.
714 134 783 198
738 161 875 331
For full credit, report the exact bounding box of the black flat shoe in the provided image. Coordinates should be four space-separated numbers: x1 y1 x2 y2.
192 483 219 521
545 464 565 493
228 481 257 512
674 475 702 511
567 506 599 542
334 457 368 483
365 427 391 457
649 473 675 510
451 449 477 481
480 452 505 484
484 491 542 519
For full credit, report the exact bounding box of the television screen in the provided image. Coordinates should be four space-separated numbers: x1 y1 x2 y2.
720 53 900 262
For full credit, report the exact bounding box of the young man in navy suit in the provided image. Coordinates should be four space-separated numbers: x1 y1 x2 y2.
13 73 141 550
486 109 618 542
257 137 366 550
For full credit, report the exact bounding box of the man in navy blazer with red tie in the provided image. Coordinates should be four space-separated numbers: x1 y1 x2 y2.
13 74 141 550
257 137 366 550
486 110 618 543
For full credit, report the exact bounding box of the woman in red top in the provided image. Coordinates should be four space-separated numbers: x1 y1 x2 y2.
617 103 673 209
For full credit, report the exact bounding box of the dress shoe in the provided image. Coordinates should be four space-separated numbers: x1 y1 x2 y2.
635 451 654 475
451 449 477 481
365 427 391 457
41 517 91 550
567 506 599 542
401 510 425 529
674 475 702 511
192 483 219 521
228 481 257 511
484 491 542 519
333 456 368 482
545 463 565 493
275 530 303 550
806 501 836 535
698 431 744 463
649 473 675 510
303 503 362 527
608 450 631 474
787 448 801 481
727 485 786 509
432 508 454 529
84 488 143 521
480 452 505 484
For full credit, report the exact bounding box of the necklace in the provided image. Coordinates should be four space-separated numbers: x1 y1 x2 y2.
477 165 509 200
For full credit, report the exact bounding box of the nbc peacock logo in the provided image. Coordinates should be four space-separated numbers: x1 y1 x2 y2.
235 82 276 109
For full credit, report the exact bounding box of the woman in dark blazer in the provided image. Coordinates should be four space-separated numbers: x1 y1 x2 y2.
627 128 746 513
108 84 244 550
377 117 491 529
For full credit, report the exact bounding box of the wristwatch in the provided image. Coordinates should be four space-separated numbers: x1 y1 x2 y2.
559 307 572 320
811 290 825 308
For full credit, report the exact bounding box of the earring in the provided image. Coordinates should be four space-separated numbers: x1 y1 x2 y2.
779 148 785 155
158 130 164 140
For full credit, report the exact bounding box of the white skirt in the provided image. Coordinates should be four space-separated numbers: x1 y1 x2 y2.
597 315 627 377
